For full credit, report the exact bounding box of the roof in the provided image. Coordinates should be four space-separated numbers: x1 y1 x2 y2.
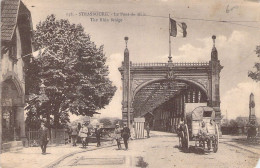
186 106 215 120
1 0 30 42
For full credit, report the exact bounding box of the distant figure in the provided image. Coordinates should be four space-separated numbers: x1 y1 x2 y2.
38 123 49 154
95 124 102 147
247 120 257 140
77 123 82 131
71 125 79 146
177 120 185 147
145 123 150 138
121 124 131 150
166 120 170 132
114 124 122 149
177 120 184 134
198 121 210 148
77 123 82 143
79 123 89 148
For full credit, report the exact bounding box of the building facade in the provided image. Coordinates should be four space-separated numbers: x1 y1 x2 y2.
1 0 33 150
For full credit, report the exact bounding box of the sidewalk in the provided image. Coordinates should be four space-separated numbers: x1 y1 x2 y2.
0 141 114 168
220 135 260 155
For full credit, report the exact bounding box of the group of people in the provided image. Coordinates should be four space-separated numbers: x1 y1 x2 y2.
114 123 131 150
38 122 150 154
70 122 103 148
38 122 103 154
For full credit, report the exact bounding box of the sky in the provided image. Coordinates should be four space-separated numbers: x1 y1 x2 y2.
23 0 260 120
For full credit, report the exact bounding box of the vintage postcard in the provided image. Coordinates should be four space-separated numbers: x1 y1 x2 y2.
0 0 260 167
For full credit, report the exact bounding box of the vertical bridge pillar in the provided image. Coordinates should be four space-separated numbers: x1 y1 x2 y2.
122 37 133 126
209 35 223 127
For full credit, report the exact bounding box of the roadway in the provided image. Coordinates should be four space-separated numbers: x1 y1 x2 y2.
53 131 260 168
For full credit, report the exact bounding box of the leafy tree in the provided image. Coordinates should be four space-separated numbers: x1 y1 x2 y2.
248 45 260 82
99 118 113 127
112 118 123 126
235 117 248 127
229 119 238 127
26 15 116 129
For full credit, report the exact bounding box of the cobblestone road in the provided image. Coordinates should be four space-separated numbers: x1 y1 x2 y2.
54 131 260 168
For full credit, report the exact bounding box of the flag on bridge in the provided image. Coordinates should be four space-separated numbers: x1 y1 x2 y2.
170 18 187 37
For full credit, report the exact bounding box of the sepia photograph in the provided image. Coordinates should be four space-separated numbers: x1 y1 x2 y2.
0 0 260 167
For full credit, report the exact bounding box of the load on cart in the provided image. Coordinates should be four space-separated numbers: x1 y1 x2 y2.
178 106 219 153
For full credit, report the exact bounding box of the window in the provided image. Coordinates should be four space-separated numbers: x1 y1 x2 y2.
203 111 212 117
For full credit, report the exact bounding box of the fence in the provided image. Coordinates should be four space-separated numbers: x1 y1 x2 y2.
134 118 145 139
27 128 69 147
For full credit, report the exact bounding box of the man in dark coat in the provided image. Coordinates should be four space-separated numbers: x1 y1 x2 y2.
121 124 130 150
95 124 102 147
77 123 82 131
38 123 49 154
71 126 79 146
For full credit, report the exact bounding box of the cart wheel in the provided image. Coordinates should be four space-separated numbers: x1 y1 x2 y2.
213 125 219 153
184 124 189 151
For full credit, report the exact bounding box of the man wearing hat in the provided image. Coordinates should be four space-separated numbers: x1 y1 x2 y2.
121 124 131 150
71 125 79 146
38 123 49 154
79 122 89 148
95 124 102 147
114 124 122 149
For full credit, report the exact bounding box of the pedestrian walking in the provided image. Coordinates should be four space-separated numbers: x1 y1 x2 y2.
77 123 82 143
95 124 102 147
145 123 150 138
121 124 130 150
114 124 122 149
77 123 82 132
38 123 49 155
79 123 89 148
71 125 79 146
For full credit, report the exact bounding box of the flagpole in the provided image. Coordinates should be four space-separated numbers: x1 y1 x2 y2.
168 14 172 63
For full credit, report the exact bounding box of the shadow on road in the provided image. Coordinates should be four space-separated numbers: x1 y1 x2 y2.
174 145 211 155
136 156 149 168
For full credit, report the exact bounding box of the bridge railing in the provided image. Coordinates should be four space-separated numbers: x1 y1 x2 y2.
131 62 209 67
173 62 209 67
131 62 168 67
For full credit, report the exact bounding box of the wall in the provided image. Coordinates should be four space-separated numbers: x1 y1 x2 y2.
1 26 26 145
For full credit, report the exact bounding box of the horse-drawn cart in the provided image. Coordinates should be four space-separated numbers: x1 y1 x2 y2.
178 106 219 153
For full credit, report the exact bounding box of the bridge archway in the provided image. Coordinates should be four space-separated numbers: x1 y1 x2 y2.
119 36 223 128
132 79 208 118
133 78 208 100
